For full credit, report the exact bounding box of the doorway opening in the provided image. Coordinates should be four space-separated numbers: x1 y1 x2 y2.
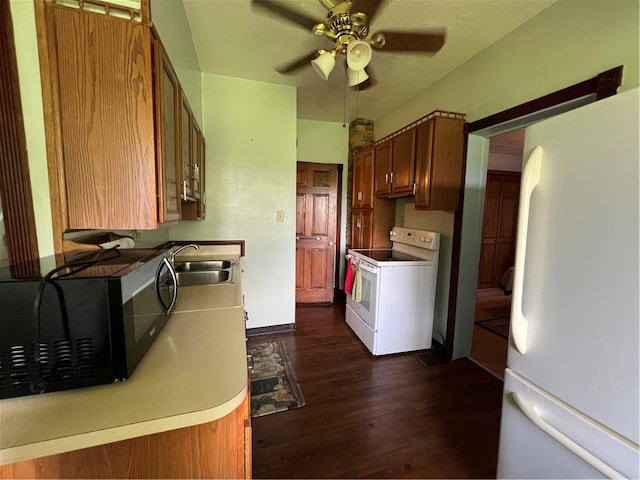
469 130 524 379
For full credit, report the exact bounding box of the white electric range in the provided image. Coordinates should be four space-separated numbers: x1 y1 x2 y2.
346 227 440 356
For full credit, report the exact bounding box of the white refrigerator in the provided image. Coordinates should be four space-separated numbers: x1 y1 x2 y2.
497 88 640 478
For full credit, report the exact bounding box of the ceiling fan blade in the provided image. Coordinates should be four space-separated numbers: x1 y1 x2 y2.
353 0 386 25
251 0 320 31
276 51 318 74
370 30 446 53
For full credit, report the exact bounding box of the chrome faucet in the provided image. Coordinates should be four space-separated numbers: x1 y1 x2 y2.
171 243 200 262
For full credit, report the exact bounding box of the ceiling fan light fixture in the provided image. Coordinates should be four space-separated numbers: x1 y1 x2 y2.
346 40 372 70
347 66 369 87
311 50 336 81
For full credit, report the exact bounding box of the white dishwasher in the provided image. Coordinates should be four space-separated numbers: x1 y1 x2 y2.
345 227 440 355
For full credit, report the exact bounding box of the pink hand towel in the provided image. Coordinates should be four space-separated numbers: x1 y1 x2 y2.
345 257 354 295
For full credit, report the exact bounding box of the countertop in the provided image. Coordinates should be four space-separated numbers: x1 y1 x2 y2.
0 248 247 466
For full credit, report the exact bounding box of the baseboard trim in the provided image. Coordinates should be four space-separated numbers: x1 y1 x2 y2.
247 323 295 337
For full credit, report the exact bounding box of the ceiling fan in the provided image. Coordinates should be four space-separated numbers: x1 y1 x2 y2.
251 0 446 89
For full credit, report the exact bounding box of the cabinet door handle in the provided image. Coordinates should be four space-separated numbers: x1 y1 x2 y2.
356 218 361 228
182 180 187 201
390 171 394 184
385 173 389 184
412 183 416 195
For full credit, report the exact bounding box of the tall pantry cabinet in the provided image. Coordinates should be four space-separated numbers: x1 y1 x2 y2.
351 146 395 249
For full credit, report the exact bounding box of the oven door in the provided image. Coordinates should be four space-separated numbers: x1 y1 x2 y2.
346 258 379 329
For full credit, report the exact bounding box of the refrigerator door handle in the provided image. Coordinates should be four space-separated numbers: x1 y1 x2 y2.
511 145 543 354
511 392 625 479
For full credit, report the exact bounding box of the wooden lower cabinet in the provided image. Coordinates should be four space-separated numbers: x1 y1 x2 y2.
1 389 252 479
351 199 395 250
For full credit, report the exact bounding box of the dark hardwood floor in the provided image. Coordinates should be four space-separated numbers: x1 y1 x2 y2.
250 304 504 479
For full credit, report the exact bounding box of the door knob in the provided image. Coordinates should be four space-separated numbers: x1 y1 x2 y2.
329 242 334 246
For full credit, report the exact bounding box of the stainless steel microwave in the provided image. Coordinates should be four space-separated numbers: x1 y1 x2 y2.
0 248 177 399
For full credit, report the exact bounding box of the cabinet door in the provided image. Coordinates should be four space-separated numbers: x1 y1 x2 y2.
414 119 435 208
352 146 374 209
154 41 181 223
390 127 416 196
180 96 193 200
351 210 373 250
478 172 521 288
191 121 201 200
50 7 157 229
415 116 465 210
198 135 206 219
374 140 392 196
360 147 374 208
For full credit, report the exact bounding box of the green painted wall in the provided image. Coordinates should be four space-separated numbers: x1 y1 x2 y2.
150 0 203 126
377 0 639 138
169 74 297 329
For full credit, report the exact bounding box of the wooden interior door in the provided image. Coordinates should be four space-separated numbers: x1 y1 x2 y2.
477 171 521 288
295 162 338 304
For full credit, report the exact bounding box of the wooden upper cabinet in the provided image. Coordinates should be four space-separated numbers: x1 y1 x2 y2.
47 5 157 230
37 2 208 234
374 128 417 198
191 121 202 200
374 139 392 196
180 96 194 201
352 146 374 209
153 36 181 224
389 127 416 196
414 114 465 210
198 135 206 219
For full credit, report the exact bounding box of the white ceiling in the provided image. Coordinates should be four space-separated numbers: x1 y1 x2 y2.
489 128 525 155
182 0 555 123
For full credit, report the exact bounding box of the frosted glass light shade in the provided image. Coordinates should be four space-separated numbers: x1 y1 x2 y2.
346 40 372 70
347 67 369 86
311 51 336 81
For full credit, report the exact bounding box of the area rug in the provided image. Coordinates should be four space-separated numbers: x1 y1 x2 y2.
248 340 305 418
477 317 510 340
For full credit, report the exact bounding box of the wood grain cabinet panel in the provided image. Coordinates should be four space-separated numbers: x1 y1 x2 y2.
414 114 465 211
153 36 181 224
352 146 374 209
180 95 194 201
374 139 393 196
48 6 157 230
477 171 521 288
373 128 417 198
0 389 252 479
389 127 416 196
37 1 208 235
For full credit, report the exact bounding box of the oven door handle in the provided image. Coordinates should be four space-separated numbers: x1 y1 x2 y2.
357 261 378 274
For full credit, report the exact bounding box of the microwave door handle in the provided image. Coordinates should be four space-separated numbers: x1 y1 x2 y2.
166 258 178 313
154 259 170 313
155 257 178 314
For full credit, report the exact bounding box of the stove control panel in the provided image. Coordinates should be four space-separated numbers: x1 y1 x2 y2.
390 227 440 251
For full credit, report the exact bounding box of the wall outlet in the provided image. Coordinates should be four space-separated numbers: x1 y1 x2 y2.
276 210 284 222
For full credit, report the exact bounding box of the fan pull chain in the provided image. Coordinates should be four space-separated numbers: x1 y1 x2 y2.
342 66 347 128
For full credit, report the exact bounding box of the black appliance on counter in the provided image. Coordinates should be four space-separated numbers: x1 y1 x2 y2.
0 248 178 399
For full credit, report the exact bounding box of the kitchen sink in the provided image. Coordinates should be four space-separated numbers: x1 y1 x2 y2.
174 260 236 286
174 260 232 272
